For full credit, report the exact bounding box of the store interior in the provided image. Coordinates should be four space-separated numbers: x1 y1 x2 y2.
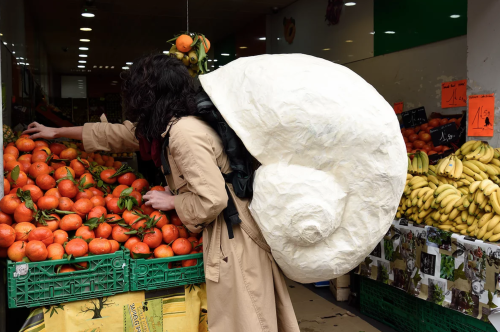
1 0 500 331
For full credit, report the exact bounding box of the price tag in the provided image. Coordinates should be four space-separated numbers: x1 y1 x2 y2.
402 107 428 128
394 102 403 114
441 80 467 108
430 123 459 147
468 94 495 137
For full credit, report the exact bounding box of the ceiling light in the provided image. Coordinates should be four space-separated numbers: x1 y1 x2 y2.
78 80 83 82
122 66 129 70
258 37 266 40
79 87 83 89
208 59 212 62
79 47 89 50
80 27 92 31
112 81 118 83
370 31 375 35
93 65 97 68
211 65 214 68
16 57 19 60
78 60 86 63
82 13 95 18
345 2 356 6
163 51 169 54
214 59 218 62
345 40 353 43
80 39 90 42
221 53 230 56
0 33 3 36
2 42 6 45
19 57 24 59
239 46 248 49
12 51 15 54
25 63 29 65
277 38 280 40
99 66 102 68
111 66 114 69
385 31 395 34
450 14 460 18
78 65 85 68
79 54 87 57
126 62 133 65
323 48 331 51
12 43 14 46
19 62 25 65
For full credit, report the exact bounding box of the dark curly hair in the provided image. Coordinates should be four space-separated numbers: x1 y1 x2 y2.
121 53 198 140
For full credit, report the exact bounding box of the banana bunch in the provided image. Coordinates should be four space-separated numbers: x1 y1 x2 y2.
435 154 463 180
408 151 429 175
457 140 497 163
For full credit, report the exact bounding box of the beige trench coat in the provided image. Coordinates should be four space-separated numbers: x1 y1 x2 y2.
82 116 300 332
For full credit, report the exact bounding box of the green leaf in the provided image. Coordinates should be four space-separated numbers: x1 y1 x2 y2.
84 217 100 230
22 257 31 263
124 230 138 235
66 254 73 261
11 165 20 182
190 35 199 47
120 187 133 197
97 180 103 187
132 252 152 259
488 291 498 309
127 200 133 211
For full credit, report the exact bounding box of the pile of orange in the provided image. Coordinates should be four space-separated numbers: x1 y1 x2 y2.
0 137 202 273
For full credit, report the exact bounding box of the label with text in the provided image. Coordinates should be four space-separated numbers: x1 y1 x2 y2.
402 107 428 128
430 123 459 146
441 80 467 108
468 94 495 137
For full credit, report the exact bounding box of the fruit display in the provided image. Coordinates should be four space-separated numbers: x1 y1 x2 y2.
3 124 17 146
401 117 463 156
0 136 202 272
398 140 500 241
167 32 210 77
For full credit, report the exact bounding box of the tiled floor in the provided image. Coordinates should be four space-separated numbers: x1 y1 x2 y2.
288 279 396 332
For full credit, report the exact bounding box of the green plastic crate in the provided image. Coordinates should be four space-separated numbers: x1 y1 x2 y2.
421 300 496 332
129 253 205 291
360 277 421 332
7 250 129 308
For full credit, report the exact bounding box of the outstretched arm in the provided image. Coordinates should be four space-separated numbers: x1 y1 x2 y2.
23 122 83 140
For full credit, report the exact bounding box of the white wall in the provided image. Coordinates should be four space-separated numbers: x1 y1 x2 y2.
345 36 467 116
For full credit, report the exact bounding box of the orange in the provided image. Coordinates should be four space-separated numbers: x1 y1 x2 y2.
131 242 151 258
7 169 28 188
54 166 75 181
53 229 69 245
80 173 96 187
104 194 114 204
131 179 149 193
90 195 106 207
45 188 62 198
72 198 93 217
21 184 43 203
35 214 60 232
112 185 129 197
198 35 210 52
19 160 31 173
141 204 155 216
80 151 88 158
4 153 17 164
75 226 95 240
89 238 111 255
150 186 165 192
47 243 65 260
176 34 193 52
130 191 143 206
162 224 179 244
118 172 136 186
25 240 48 261
4 146 19 159
122 209 141 225
26 178 35 186
89 187 104 197
5 161 23 172
182 251 198 267
172 238 192 256
95 222 112 239
88 205 107 219
31 151 49 163
143 227 162 249
34 140 49 148
16 138 35 152
7 241 27 262
0 194 21 214
170 211 183 226
150 211 169 228
187 236 199 248
102 155 109 162
70 159 89 177
14 222 36 241
177 225 189 239
131 218 146 230
106 197 124 214
18 154 32 163
64 238 88 257
76 255 88 268
0 211 13 226
49 143 66 156
28 227 54 246
111 225 130 242
33 146 51 155
58 179 78 198
14 202 37 223
59 265 76 273
36 173 56 190
106 214 121 227
4 178 11 194
75 188 94 200
100 169 117 184
58 197 74 211
59 214 83 231
124 236 141 251
37 195 60 210
113 161 122 169
60 148 78 160
0 224 16 247
154 244 174 258
50 160 66 170
109 239 120 253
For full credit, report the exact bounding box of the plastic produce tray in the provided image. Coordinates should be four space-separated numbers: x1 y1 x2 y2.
129 253 205 291
7 250 129 308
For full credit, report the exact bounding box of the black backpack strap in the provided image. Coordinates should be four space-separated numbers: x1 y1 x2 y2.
223 185 242 239
160 130 172 176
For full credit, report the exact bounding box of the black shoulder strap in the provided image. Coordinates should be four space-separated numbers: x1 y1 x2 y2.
161 131 172 176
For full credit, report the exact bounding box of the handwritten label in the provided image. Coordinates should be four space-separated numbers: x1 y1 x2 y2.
441 80 467 108
430 123 459 146
468 94 495 137
402 107 428 128
394 102 403 114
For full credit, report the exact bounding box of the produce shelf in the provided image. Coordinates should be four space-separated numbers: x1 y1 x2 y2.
7 250 129 308
129 253 205 291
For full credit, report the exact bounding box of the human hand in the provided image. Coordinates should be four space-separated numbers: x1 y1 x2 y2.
22 122 59 140
143 187 175 211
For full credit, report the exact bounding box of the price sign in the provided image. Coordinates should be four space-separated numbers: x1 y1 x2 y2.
468 94 495 137
402 107 428 128
430 123 459 146
394 102 403 114
441 80 467 108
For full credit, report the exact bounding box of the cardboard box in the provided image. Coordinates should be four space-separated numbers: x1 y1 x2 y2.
331 274 350 288
329 281 350 302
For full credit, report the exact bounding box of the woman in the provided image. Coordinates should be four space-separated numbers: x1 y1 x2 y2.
24 54 299 332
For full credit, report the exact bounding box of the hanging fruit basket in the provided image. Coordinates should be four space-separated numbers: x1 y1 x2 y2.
167 32 211 77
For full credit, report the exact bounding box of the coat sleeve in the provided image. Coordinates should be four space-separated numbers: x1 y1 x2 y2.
82 121 139 153
170 125 228 229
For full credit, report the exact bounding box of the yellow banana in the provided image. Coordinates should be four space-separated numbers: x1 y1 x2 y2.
478 212 494 228
463 161 481 173
487 215 500 231
491 191 500 214
441 194 461 209
436 189 458 203
449 208 460 220
484 183 499 196
480 179 494 191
